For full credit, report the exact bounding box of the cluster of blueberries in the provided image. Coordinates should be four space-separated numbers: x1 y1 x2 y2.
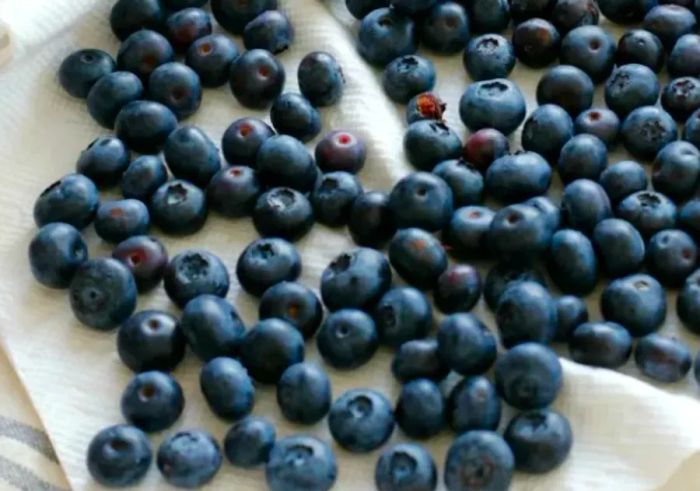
25 0 700 489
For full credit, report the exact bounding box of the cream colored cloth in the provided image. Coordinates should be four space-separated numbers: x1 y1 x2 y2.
0 0 700 489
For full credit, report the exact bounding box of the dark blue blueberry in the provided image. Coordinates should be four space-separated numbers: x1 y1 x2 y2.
180 295 245 360
164 249 230 308
468 0 510 32
165 8 212 52
59 49 115 98
485 151 552 203
395 378 445 439
444 431 514 491
547 229 598 295
243 10 293 54
110 0 165 40
236 238 302 297
496 281 557 346
669 33 700 77
495 343 562 410
647 229 697 286
434 264 482 314
76 136 130 187
34 174 98 229
265 435 337 491
405 92 446 125
616 190 677 239
560 25 616 83
358 8 417 67
277 363 331 425
592 218 645 278
311 172 363 227
488 203 552 262
229 49 285 109
222 117 274 166
391 0 436 14
504 410 573 474
349 191 397 248
575 106 621 149
484 262 546 310
635 334 692 382
320 248 392 310
148 62 202 120
696 350 700 383
328 389 395 453
150 180 208 235
375 443 437 491
374 287 433 347
392 338 449 383
186 34 240 88
298 51 345 107
526 195 562 233
419 2 470 54
224 416 276 468
509 0 555 22
679 199 700 239
95 199 150 244
463 34 515 81
157 430 222 488
121 156 168 202
569 321 633 367
253 187 315 241
256 135 317 191
117 30 174 81
241 318 305 384
164 0 208 10
315 130 366 174
87 425 151 487
536 64 594 116
683 107 700 148
437 313 497 375
601 273 667 336
389 171 454 230
557 134 608 183
622 105 678 161
598 160 648 204
117 310 185 372
521 104 574 163
87 71 144 129
383 55 435 104
605 64 660 118
598 0 657 24
561 179 612 234
211 0 278 34
259 281 323 339
29 223 87 289
70 258 137 330
121 371 184 432
447 376 501 433
443 206 495 259
661 76 700 121
459 79 527 135
270 93 321 142
346 0 390 18
200 357 255 420
112 209 165 265
404 121 463 171
555 295 588 341
512 18 561 68
164 126 220 187
389 228 447 289
462 128 510 173
653 140 700 202
616 29 665 72
317 309 379 369
644 4 696 49
207 166 260 218
551 0 599 33
678 268 700 333
115 100 178 153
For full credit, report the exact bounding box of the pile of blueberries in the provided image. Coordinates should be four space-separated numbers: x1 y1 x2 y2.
25 0 700 488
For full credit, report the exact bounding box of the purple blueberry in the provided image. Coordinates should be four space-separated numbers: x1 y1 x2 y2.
444 431 514 491
512 18 561 68
165 7 212 52
315 130 366 174
112 236 168 292
298 51 345 107
462 128 510 173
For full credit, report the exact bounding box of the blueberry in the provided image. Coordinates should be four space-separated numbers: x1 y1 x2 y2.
526 195 562 232
462 128 510 173
120 156 168 202
349 191 397 248
75 136 129 188
404 121 463 171
437 313 497 375
679 199 700 240
311 171 363 227
243 10 294 54
597 0 657 24
547 229 598 294
484 261 546 310
164 249 230 308
521 104 574 163
113 232 168 289
683 107 700 148
29 223 87 288
509 0 555 22
635 334 692 382
87 425 151 487
186 34 240 88
551 0 600 33
434 264 482 314
464 34 515 81
375 443 437 491
256 134 317 190
224 416 276 468
121 371 184 432
270 93 321 142
420 2 470 54
151 180 208 235
648 229 697 286
395 378 445 439
382 55 435 104
211 0 278 34
678 269 700 333
661 77 700 121
110 0 165 40
259 282 323 339
207 166 261 218
165 8 212 52
555 295 588 341
200 357 255 420
496 281 557 346
374 287 433 347
392 339 449 383
645 4 697 49
328 389 395 453
536 65 594 117
622 106 679 161
180 295 245 360
504 410 573 474
391 0 436 14
95 199 150 245
485 151 552 203
569 321 633 367
561 179 612 234
317 309 379 369
389 171 454 230
459 79 527 135
511 18 561 68
598 160 648 204
229 49 285 109
70 258 137 330
592 218 645 278
616 29 665 72
488 203 552 262
253 187 315 241
236 238 301 297
447 376 501 433
654 141 700 202
157 430 222 488
241 318 305 384
358 8 417 67
560 25 616 83
616 190 677 239
321 248 392 310
389 228 447 289
164 0 208 9
277 363 331 425
468 0 511 32
222 117 274 166
34 174 99 229
405 92 446 124
117 30 174 81
298 51 345 107
315 131 366 174
117 310 185 372
557 134 608 184
605 64 660 118
346 0 390 19
87 71 144 129
669 33 700 78
265 435 337 491
149 62 202 120
444 431 514 491
115 100 178 153
601 274 667 336
163 126 219 187
59 49 116 98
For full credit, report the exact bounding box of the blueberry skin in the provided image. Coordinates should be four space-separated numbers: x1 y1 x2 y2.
521 104 574 163
259 282 323 339
644 4 697 49
389 171 454 231
537 64 594 117
437 313 497 375
464 34 515 81
375 443 437 491
277 363 332 425
512 18 561 68
117 310 185 372
678 269 700 333
321 248 392 311
157 430 222 488
222 117 274 166
447 376 501 433
679 199 700 240
526 195 562 233
560 26 616 83
76 136 130 188
315 130 366 174
669 34 700 78
211 0 277 34
70 258 137 330
224 416 276 468
165 8 212 52
292 169 352 227
95 199 150 245
547 229 598 295
358 8 417 67
496 281 557 347
253 187 315 241
229 49 285 109
180 295 245 360
164 249 230 308
569 321 633 367
555 295 589 341
404 121 463 171
635 334 693 382
395 378 445 439
164 0 208 10
551 0 600 33
270 93 321 142
392 339 449 383
236 238 302 297
509 0 555 22
115 100 178 154
488 204 552 263
605 64 660 118
207 166 261 218
87 71 144 129
463 128 510 173
616 190 677 239
346 0 390 18
265 435 337 491
117 30 174 81
256 135 317 191
382 55 435 104
149 62 202 120
317 309 379 369
391 0 436 14
484 262 546 310
200 357 255 420
328 389 395 453
504 410 573 474
592 218 646 278
598 0 658 24
661 77 700 122
434 264 482 314
406 92 446 125
621 106 678 161
59 49 115 98
683 107 700 148
110 0 165 40
374 287 433 347
647 229 697 286
389 228 447 289
444 206 495 259
652 140 700 201
164 126 220 187
349 191 397 248
298 51 345 107
186 34 240 88
616 29 665 73
243 10 294 54
444 431 514 491
151 180 208 236
469 0 511 32
241 319 305 384
598 160 648 204
558 134 608 184
29 223 87 288
601 274 667 336
34 174 98 229
420 2 470 54
121 156 168 202
87 425 152 487
121 371 184 432
561 179 612 234
485 151 552 203
459 79 527 135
